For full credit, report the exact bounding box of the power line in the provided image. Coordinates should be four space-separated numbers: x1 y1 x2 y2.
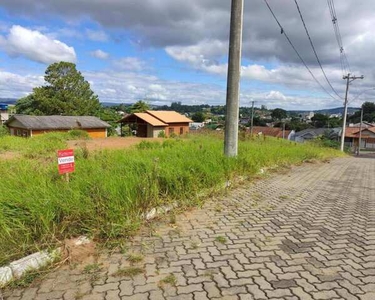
293 0 343 100
263 0 340 101
327 0 351 75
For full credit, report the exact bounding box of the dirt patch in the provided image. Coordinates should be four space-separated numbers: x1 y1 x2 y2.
67 137 163 151
63 238 97 266
0 151 20 161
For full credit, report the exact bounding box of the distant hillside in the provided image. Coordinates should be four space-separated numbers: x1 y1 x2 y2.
288 107 359 115
0 98 17 105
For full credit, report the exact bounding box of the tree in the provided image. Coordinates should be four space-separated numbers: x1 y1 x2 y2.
16 62 100 115
271 108 287 121
349 102 375 123
16 62 101 116
311 113 329 128
130 100 150 113
191 111 206 122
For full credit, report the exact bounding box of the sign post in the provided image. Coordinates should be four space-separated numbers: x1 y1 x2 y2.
57 149 75 182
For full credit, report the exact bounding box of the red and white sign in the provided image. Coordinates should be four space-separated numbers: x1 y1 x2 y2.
57 149 75 175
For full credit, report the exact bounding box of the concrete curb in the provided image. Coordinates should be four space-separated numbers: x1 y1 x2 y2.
0 248 61 287
144 202 178 220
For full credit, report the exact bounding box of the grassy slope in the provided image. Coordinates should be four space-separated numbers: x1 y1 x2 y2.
0 132 344 265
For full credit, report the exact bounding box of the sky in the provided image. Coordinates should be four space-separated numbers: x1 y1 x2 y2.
0 0 375 110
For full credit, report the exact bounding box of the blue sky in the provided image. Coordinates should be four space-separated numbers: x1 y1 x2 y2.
0 1 374 110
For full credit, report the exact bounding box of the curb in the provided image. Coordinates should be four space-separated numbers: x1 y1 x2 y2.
0 248 61 287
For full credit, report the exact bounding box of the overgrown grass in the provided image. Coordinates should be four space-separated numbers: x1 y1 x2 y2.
0 132 343 265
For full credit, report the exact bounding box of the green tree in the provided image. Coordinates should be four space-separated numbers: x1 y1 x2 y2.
16 62 101 116
271 108 287 121
130 100 150 113
191 111 206 122
311 113 329 128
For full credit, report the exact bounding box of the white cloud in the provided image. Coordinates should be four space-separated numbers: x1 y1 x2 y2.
1 68 352 110
90 49 109 60
114 57 148 71
86 29 109 42
0 25 76 64
0 70 44 98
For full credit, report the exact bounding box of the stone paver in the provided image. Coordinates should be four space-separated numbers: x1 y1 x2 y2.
2 156 375 299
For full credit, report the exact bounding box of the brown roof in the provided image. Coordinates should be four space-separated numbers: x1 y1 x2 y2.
146 110 192 123
133 113 168 126
345 126 375 137
251 126 291 139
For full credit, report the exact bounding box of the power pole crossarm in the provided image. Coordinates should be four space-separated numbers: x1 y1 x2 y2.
340 73 364 152
224 0 244 157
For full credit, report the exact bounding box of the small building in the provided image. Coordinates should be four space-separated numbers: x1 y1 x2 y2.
292 128 331 143
5 115 111 138
343 127 375 150
119 110 192 138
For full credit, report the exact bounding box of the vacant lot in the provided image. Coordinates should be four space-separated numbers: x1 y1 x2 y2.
0 132 343 266
67 137 163 151
5 156 375 300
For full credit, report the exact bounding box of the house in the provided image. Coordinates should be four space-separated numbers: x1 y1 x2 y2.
249 126 294 140
5 115 111 138
343 126 375 150
292 128 331 143
119 110 192 137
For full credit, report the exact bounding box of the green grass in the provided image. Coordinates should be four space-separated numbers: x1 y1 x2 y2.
114 267 144 278
0 131 343 266
126 253 144 264
159 274 177 287
215 236 227 244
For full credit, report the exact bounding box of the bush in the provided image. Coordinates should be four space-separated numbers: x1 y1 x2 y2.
67 130 90 140
0 125 9 137
157 130 166 138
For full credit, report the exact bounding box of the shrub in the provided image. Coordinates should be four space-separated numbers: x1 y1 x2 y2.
0 125 9 137
158 130 166 138
67 130 90 140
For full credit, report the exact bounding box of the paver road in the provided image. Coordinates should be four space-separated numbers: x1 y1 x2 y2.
3 156 375 300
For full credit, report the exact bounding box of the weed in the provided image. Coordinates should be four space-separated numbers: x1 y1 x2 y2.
279 195 289 200
169 214 177 225
215 236 227 244
0 132 343 265
203 270 216 280
158 274 177 288
214 205 223 212
191 242 200 250
83 263 102 282
127 253 144 264
114 267 144 278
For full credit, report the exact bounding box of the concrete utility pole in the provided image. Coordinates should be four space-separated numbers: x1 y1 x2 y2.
340 73 364 152
224 0 244 157
250 100 255 135
358 107 363 156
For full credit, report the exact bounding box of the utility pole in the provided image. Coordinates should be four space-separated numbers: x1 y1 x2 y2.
340 73 364 152
282 122 286 139
250 100 255 135
358 107 363 156
224 0 244 157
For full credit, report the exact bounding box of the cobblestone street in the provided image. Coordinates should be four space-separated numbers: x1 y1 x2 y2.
3 156 375 300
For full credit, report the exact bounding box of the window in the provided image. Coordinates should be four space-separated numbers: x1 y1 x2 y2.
169 127 175 134
180 127 184 135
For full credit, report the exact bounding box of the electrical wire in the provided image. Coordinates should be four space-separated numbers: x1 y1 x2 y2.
263 0 340 101
293 0 343 99
327 0 351 75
